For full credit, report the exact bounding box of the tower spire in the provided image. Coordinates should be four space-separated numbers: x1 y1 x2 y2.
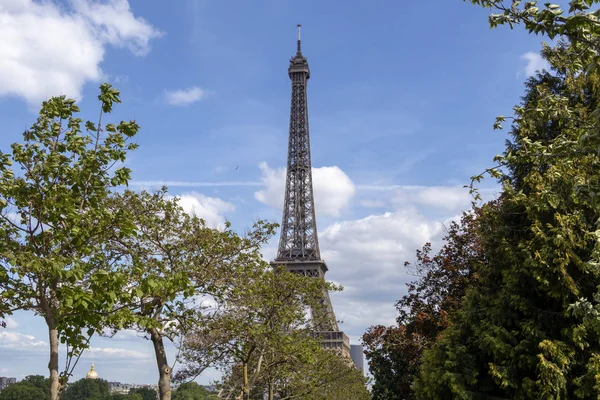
297 24 302 54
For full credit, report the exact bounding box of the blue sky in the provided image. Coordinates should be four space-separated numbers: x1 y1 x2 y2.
0 0 551 386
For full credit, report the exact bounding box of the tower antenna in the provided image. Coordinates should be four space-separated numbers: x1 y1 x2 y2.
297 24 302 53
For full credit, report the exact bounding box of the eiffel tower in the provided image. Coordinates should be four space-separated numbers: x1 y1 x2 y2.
270 25 350 357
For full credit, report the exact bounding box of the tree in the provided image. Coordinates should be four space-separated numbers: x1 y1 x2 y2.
467 0 600 51
171 382 214 400
178 267 341 400
0 384 46 400
363 325 414 400
415 60 600 397
111 394 144 400
213 347 369 400
129 387 157 400
105 189 276 400
362 206 488 399
20 375 51 399
0 84 139 400
62 378 111 400
409 2 600 398
273 347 371 400
0 375 50 400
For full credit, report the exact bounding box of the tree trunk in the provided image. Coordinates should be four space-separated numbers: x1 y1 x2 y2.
44 308 61 400
268 379 274 400
150 328 171 400
48 326 60 400
242 363 249 400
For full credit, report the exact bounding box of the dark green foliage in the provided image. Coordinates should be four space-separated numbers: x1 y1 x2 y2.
0 375 50 400
62 378 111 400
110 393 143 400
172 382 213 400
0 384 46 400
129 387 157 400
415 65 600 398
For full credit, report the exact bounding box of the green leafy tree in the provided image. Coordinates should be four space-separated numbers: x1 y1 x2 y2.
218 348 370 400
105 189 276 400
0 375 50 400
178 267 340 400
20 375 51 399
409 1 600 398
0 84 139 400
110 394 144 400
171 382 214 400
129 387 157 400
273 348 371 400
468 0 600 53
62 378 111 400
415 59 600 398
0 384 46 400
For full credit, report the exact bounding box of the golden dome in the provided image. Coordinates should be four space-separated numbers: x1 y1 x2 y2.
86 363 99 379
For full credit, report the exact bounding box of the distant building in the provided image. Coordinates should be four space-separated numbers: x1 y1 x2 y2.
203 384 217 393
109 381 133 395
109 382 159 395
0 377 16 390
350 344 365 373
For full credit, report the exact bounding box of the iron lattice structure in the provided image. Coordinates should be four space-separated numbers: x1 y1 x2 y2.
277 26 319 263
271 26 349 356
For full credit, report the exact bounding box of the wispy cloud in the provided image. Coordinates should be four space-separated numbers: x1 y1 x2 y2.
174 192 236 228
130 180 262 188
86 346 150 360
4 317 19 329
165 86 210 105
0 332 46 351
356 184 498 214
520 52 550 78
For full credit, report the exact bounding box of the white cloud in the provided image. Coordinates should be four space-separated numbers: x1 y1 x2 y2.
521 52 550 78
0 331 148 359
332 297 397 341
393 185 473 213
70 0 159 56
255 162 356 217
86 346 150 360
261 245 278 263
314 185 501 342
130 180 262 188
165 86 210 106
317 208 449 339
254 162 286 209
175 192 235 228
0 331 46 350
4 317 19 329
357 184 498 215
0 0 161 105
359 199 386 208
321 209 444 279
